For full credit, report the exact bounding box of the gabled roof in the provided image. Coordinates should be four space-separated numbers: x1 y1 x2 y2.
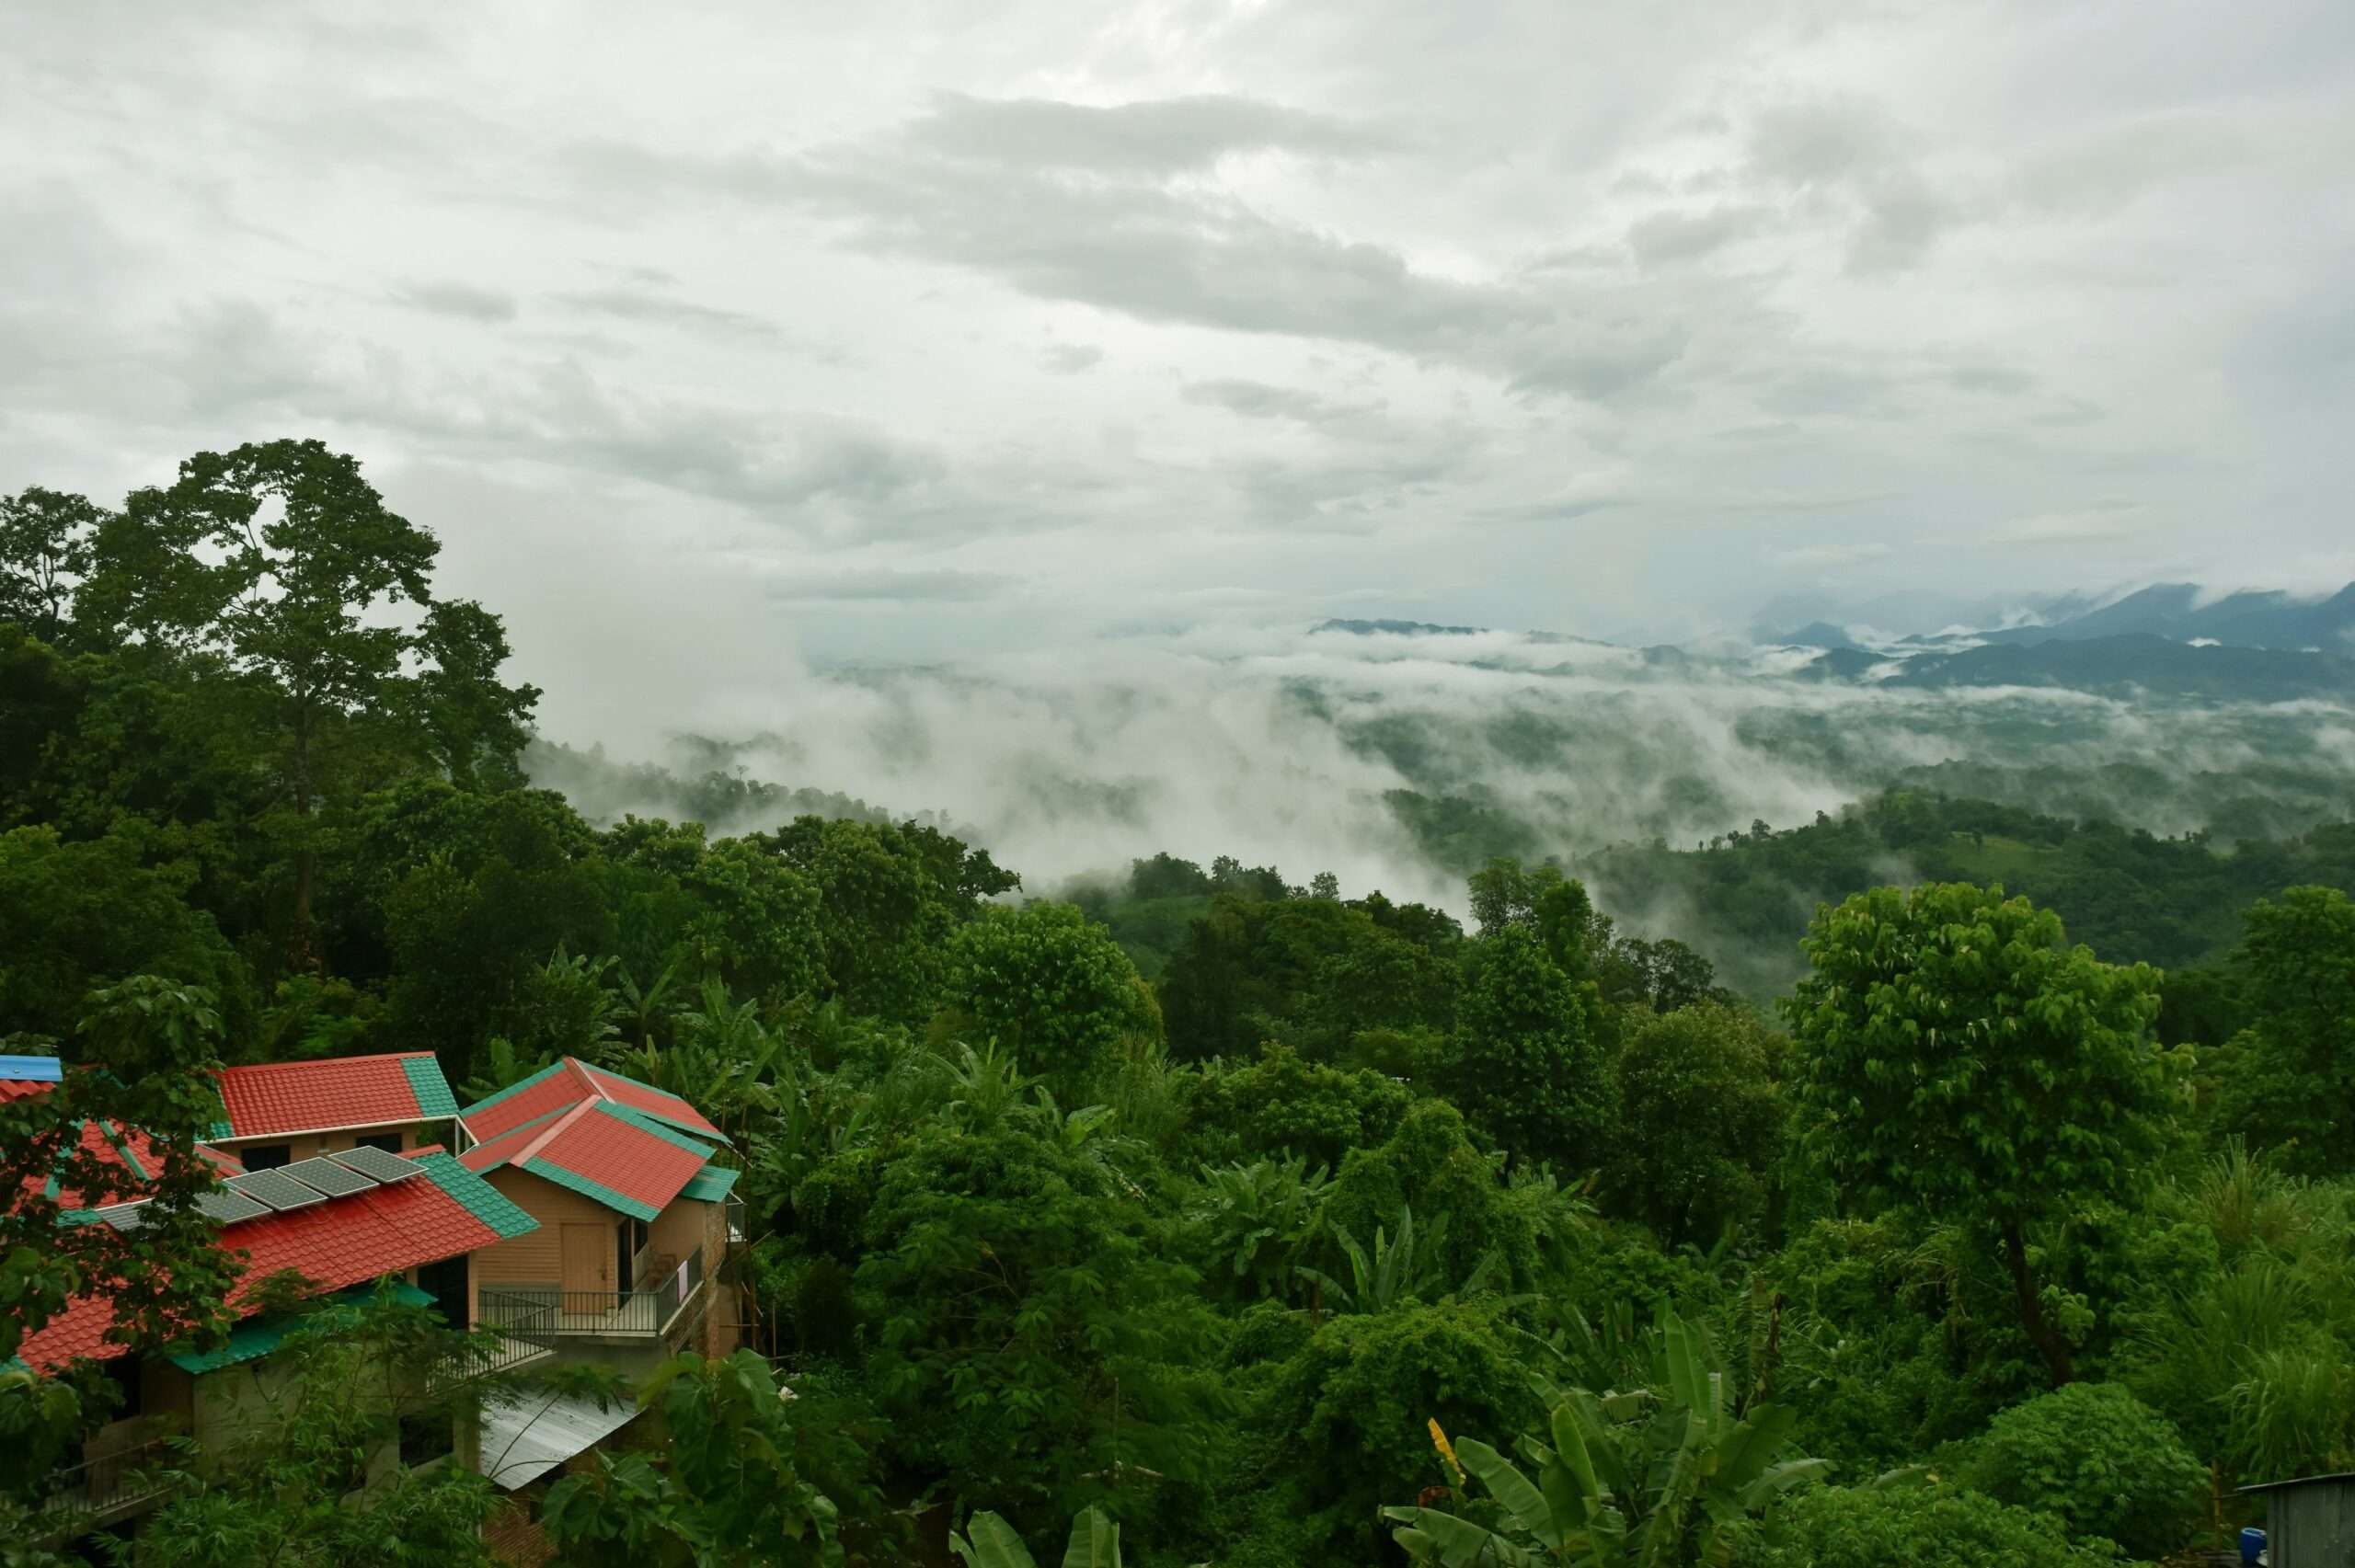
458 1097 719 1222
460 1058 724 1148
2 1069 243 1207
211 1052 460 1142
10 1149 534 1374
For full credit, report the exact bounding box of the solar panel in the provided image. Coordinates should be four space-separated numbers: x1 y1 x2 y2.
92 1202 149 1230
192 1188 274 1224
329 1145 426 1184
281 1157 377 1197
227 1168 328 1211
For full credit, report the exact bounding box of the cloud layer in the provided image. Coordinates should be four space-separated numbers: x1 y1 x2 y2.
4 0 2351 689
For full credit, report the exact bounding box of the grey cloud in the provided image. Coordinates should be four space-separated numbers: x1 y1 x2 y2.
1626 205 1770 268
393 280 519 322
1182 378 1380 425
557 101 1691 403
557 285 780 339
901 92 1396 175
1040 342 1103 374
770 567 1015 603
1756 364 1909 419
1948 365 2037 395
1746 98 1965 273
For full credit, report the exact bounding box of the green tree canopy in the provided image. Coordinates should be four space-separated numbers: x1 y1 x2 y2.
1782 882 2176 1383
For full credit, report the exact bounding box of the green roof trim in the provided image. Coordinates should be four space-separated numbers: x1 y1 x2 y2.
515 1158 661 1223
402 1056 460 1120
678 1164 740 1203
167 1281 434 1375
456 1059 569 1124
413 1150 540 1240
98 1119 149 1182
597 1101 720 1159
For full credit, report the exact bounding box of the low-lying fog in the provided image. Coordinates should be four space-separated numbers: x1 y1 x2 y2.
531 624 2355 918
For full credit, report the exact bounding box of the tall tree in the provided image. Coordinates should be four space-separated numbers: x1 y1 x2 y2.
1782 882 2176 1384
84 441 534 964
2213 884 2355 1173
1447 924 1608 1172
0 486 103 646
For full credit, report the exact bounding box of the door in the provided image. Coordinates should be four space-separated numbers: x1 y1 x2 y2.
560 1221 610 1312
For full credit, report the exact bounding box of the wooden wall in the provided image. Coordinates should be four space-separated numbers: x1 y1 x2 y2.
472 1169 616 1290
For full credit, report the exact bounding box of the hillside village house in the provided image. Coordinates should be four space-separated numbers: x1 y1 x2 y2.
9 1048 747 1552
456 1057 743 1378
205 1049 462 1168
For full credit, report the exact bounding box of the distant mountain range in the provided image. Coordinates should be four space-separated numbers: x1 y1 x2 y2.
1768 581 2355 654
1798 633 2355 701
1315 585 2355 703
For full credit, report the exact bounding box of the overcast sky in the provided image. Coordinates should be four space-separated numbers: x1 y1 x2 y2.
6 0 2353 712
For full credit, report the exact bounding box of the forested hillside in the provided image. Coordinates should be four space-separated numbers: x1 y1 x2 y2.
8 449 2355 1566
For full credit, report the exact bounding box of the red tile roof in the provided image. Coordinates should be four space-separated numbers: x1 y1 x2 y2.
213 1052 454 1141
12 1157 524 1373
459 1062 592 1145
458 1101 717 1220
5 1077 243 1207
460 1059 722 1146
574 1063 723 1141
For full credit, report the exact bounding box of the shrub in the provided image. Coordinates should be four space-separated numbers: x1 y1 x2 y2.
1764 1483 2121 1568
1965 1382 2205 1559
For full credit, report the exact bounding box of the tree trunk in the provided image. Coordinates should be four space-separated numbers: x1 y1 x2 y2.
2002 1219 2074 1385
290 694 316 973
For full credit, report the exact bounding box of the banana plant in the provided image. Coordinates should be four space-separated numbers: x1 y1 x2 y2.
950 1506 1123 1568
1191 1155 1330 1301
1297 1205 1501 1314
1384 1308 1827 1566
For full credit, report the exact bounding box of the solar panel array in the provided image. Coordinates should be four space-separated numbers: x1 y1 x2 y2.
192 1188 274 1224
328 1145 425 1184
226 1167 330 1212
72 1147 430 1234
280 1157 376 1197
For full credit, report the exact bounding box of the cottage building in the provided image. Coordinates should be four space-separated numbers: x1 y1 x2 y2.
455 1058 742 1379
205 1051 462 1169
9 1047 536 1531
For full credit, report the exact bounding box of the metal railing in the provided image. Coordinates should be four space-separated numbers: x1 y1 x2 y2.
479 1265 705 1341
653 1247 705 1334
40 1436 174 1522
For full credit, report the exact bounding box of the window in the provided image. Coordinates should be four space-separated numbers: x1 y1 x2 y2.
399 1410 454 1467
103 1355 144 1420
352 1132 403 1154
417 1256 468 1328
240 1143 291 1171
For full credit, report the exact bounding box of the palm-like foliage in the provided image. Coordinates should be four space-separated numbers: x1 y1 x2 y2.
951 1506 1123 1568
1191 1155 1332 1300
933 1039 1033 1128
1298 1205 1501 1315
1384 1309 1826 1566
459 1034 550 1104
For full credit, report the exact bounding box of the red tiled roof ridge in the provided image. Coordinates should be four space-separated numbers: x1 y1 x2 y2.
219 1050 438 1070
515 1099 603 1166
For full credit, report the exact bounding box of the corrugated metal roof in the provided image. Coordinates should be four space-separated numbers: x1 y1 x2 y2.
478 1389 643 1490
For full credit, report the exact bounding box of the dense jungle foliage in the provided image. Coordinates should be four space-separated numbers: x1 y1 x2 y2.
6 448 2355 1565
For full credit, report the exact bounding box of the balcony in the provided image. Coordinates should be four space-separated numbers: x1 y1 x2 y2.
39 1435 175 1529
480 1250 706 1342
